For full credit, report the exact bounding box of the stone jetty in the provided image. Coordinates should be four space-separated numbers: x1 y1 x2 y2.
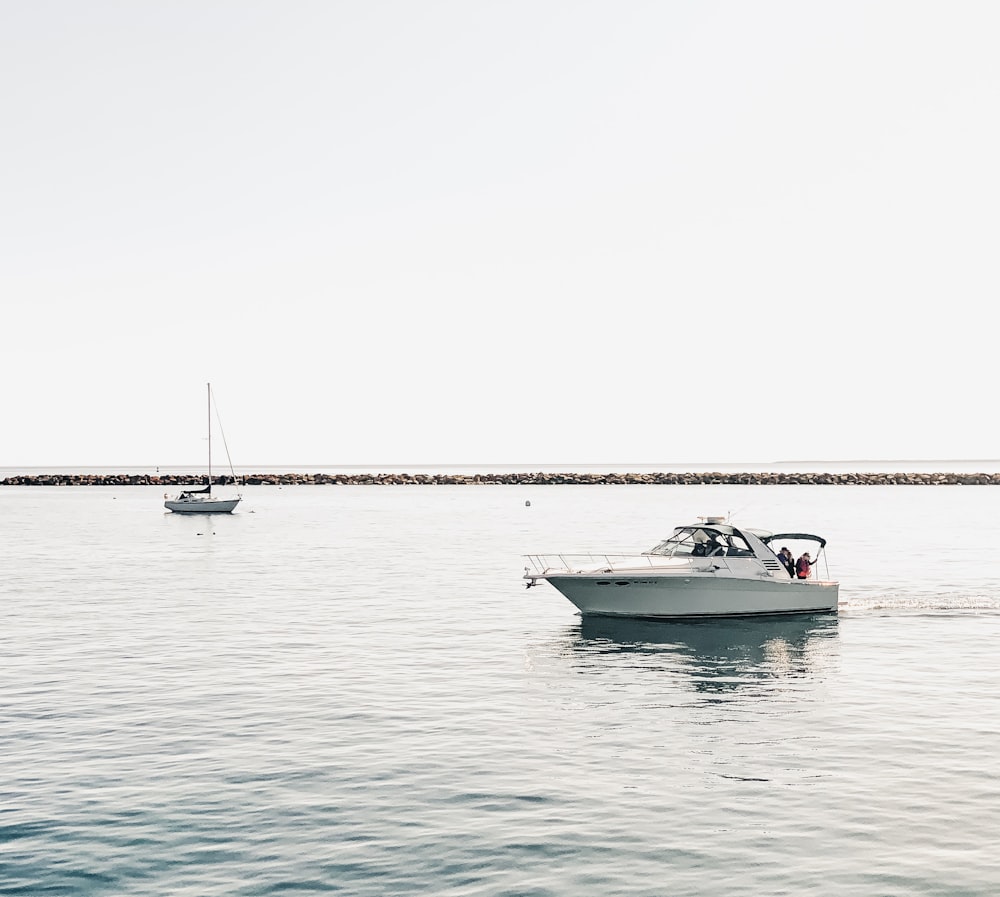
2 471 1000 486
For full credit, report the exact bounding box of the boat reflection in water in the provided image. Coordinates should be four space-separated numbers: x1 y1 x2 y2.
568 613 839 696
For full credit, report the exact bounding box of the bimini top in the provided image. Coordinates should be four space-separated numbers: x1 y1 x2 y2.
761 532 828 549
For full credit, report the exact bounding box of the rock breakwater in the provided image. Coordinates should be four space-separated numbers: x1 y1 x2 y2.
3 472 1000 486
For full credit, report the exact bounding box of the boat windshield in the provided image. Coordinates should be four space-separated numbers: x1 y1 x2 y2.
645 526 755 558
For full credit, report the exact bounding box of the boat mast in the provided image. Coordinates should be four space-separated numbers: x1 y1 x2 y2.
207 381 212 494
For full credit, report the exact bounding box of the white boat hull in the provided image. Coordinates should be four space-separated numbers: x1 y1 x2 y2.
540 573 839 619
164 497 241 514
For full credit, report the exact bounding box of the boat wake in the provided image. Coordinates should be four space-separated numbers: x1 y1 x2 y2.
841 592 1000 613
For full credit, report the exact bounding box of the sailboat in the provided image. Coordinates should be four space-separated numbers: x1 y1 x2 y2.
164 383 242 514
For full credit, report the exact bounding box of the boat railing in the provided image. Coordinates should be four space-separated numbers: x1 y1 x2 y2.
524 553 689 575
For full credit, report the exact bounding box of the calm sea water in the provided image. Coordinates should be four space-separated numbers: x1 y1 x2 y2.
3 479 1000 895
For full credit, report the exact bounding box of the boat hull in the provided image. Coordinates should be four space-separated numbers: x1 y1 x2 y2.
542 573 839 619
164 498 241 514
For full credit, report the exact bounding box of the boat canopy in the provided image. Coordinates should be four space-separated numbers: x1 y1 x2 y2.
643 521 828 562
760 533 827 549
645 524 765 559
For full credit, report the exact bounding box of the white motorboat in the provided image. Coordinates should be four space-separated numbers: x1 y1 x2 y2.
164 383 242 515
524 516 839 619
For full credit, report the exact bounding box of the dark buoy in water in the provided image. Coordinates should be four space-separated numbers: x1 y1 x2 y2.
525 500 531 507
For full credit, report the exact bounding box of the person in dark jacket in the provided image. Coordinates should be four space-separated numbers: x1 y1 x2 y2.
777 546 795 577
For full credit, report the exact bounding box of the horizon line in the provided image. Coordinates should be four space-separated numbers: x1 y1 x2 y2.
5 458 1000 469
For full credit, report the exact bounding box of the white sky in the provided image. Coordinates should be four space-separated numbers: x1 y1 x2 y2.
4 1 998 467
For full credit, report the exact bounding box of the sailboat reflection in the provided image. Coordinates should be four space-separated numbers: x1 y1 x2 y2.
570 613 839 694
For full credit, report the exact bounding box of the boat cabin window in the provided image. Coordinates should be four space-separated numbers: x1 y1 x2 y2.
646 527 755 558
647 527 720 557
723 533 753 557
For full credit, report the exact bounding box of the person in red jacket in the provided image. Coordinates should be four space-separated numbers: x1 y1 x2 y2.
796 552 814 579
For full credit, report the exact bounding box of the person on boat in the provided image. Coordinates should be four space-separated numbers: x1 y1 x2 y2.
795 552 814 579
693 533 724 556
691 531 711 556
777 546 795 577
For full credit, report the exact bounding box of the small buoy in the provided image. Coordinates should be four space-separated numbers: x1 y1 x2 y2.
525 500 531 507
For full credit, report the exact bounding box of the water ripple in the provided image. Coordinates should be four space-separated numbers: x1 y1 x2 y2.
3 486 1000 894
